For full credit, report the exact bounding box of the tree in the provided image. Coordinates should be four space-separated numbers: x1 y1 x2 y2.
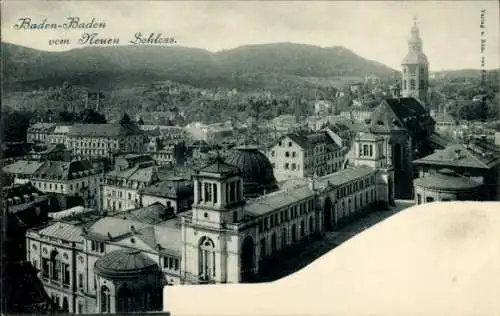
119 113 132 125
81 109 107 124
2 110 32 142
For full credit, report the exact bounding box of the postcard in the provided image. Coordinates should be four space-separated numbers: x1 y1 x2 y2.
1 1 499 315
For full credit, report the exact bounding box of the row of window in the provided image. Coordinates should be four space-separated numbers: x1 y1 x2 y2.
197 181 241 204
32 180 100 193
337 175 375 199
403 79 426 90
91 241 105 253
41 255 71 287
258 199 314 233
403 65 425 75
260 216 315 258
163 256 180 271
105 178 145 189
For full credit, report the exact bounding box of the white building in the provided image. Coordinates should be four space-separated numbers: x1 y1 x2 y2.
101 154 160 213
66 123 146 159
267 131 346 182
30 160 104 208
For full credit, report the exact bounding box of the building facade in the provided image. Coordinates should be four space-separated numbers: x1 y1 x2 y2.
30 160 104 209
66 123 146 160
27 123 57 144
267 131 345 182
101 154 160 213
413 168 482 204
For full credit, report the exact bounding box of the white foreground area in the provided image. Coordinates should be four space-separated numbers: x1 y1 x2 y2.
164 202 500 316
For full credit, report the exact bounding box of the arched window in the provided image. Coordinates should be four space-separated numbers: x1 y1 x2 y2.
281 228 287 248
291 224 297 242
100 285 111 313
270 233 277 252
309 217 314 235
300 220 305 237
50 250 61 281
62 297 69 312
260 238 266 259
198 237 215 281
143 285 154 311
117 286 133 313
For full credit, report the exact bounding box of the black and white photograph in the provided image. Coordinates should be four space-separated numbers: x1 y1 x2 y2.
1 1 499 315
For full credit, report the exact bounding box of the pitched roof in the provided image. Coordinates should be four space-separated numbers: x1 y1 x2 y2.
414 169 482 190
27 123 57 132
3 160 45 175
369 98 434 136
38 221 85 243
244 185 315 217
31 160 96 181
199 157 240 175
118 202 168 225
413 143 500 169
316 166 376 189
86 215 182 254
68 123 143 137
141 179 193 199
106 165 158 182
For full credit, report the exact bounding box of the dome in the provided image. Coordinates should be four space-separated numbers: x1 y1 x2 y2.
402 51 429 65
225 145 279 197
94 249 159 279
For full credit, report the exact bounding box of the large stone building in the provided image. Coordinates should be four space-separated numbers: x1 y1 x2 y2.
30 160 105 209
66 123 146 160
412 141 500 201
413 168 482 204
267 130 346 182
101 154 160 213
25 130 395 313
27 123 57 144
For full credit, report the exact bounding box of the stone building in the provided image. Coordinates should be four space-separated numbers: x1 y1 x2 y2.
101 154 160 213
412 141 500 201
414 168 482 204
140 178 194 213
267 130 345 182
30 160 104 209
66 123 146 160
27 123 57 144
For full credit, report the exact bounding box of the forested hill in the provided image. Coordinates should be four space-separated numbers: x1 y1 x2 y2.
2 42 399 92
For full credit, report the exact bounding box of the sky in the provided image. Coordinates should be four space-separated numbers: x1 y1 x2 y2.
1 1 499 71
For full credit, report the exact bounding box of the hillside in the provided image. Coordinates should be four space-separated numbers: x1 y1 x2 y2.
2 42 398 92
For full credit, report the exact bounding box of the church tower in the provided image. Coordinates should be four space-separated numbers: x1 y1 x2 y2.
401 17 429 108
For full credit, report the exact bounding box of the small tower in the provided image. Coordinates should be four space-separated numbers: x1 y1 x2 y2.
352 131 395 206
401 17 429 108
181 157 245 284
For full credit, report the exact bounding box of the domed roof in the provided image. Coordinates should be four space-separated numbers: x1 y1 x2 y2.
414 170 481 191
402 51 429 65
94 249 159 279
225 145 278 197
